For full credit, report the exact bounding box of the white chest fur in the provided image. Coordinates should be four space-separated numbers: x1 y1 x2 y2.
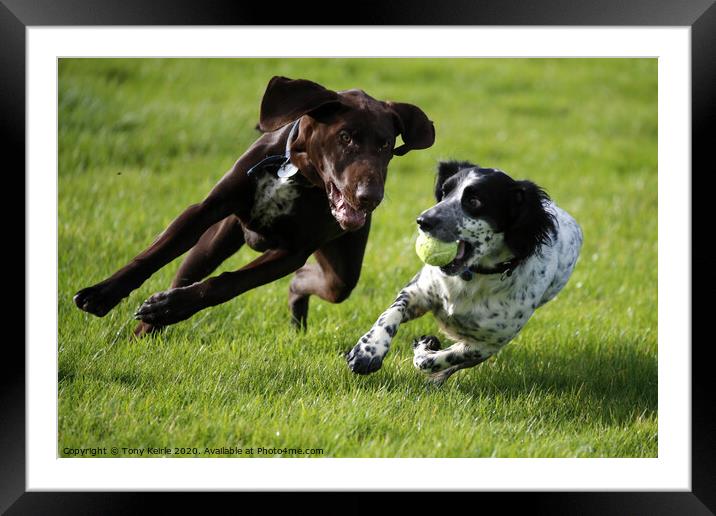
250 174 302 227
419 268 540 354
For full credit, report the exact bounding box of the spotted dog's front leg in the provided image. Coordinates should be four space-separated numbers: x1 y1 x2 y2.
412 336 491 385
346 276 428 375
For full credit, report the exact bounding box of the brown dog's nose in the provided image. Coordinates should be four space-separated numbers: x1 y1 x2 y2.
355 183 383 211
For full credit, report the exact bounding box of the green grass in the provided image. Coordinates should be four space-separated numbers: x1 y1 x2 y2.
58 58 657 458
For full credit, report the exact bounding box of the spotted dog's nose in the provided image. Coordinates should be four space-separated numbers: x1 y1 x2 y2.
416 214 437 232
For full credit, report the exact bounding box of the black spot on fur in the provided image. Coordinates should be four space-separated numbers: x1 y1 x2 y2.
420 335 441 351
391 291 410 309
384 324 397 337
466 350 482 360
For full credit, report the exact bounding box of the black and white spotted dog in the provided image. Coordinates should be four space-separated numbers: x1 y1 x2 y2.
346 160 583 384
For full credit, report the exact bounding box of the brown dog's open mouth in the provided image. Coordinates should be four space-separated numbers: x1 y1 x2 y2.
327 181 368 231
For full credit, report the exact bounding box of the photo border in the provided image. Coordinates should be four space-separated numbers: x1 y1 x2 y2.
5 0 713 513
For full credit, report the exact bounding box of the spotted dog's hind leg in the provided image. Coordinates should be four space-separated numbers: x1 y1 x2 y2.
412 336 491 385
346 274 429 375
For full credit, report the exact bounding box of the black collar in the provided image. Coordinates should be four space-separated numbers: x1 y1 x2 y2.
246 120 313 187
459 257 523 281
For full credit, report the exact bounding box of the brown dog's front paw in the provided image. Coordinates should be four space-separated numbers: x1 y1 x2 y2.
134 287 201 326
73 281 125 317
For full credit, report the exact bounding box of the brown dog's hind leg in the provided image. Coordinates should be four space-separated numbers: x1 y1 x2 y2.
133 215 245 337
288 218 371 330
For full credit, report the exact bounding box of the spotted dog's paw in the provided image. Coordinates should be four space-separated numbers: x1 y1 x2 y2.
345 340 384 375
412 335 442 373
412 335 441 352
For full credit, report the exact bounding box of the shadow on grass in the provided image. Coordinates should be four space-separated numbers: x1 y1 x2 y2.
58 329 656 429
453 340 657 426
59 364 157 391
325 337 656 426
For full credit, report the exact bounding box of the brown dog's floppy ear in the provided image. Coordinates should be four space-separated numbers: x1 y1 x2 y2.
259 76 341 132
387 102 436 156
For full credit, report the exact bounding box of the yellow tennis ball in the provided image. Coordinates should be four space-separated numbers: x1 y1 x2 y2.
415 231 458 266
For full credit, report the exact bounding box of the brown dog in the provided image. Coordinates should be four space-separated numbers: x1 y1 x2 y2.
73 76 435 335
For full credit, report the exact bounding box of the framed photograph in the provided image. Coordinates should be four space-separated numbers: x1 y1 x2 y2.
7 0 712 513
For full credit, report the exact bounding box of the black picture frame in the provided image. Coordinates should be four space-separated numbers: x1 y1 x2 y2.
4 1 712 514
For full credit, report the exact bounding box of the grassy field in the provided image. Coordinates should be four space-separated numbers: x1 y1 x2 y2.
58 58 657 458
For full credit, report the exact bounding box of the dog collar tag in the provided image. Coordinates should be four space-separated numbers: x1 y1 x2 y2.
277 161 299 178
277 120 301 178
246 120 301 179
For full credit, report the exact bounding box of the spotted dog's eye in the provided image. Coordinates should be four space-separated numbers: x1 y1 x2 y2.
338 130 352 144
464 194 482 211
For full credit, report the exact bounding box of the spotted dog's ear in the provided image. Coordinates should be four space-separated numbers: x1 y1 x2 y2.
505 180 557 259
434 160 477 201
259 76 342 132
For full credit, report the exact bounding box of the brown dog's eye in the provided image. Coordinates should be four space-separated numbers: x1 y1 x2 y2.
379 140 390 152
339 131 352 144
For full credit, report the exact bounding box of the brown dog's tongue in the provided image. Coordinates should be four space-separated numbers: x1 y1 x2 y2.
329 182 367 231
